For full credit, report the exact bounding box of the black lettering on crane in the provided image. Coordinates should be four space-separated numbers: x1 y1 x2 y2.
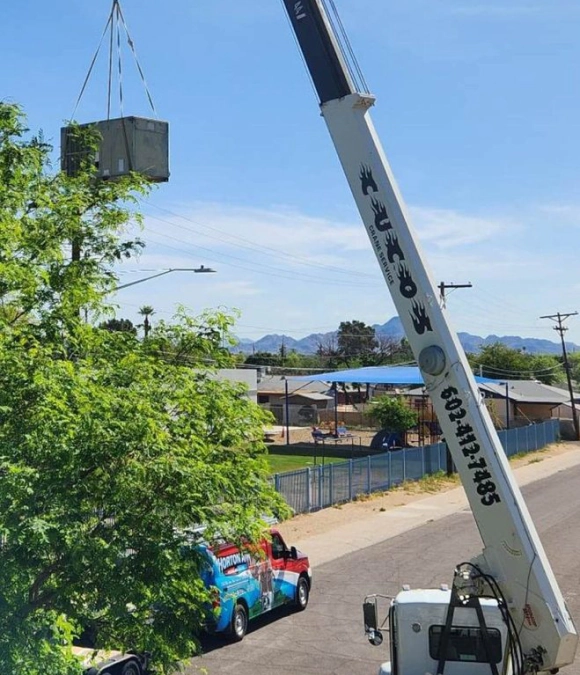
410 301 433 334
358 163 432 335
385 230 405 263
370 197 393 232
397 263 417 299
360 165 378 195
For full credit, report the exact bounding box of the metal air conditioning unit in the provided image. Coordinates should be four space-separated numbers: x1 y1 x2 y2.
61 116 169 182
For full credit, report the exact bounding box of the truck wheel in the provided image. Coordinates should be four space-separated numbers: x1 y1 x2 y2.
121 660 142 675
295 576 309 611
230 603 248 642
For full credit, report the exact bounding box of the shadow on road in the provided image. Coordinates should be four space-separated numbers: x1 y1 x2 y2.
197 604 296 655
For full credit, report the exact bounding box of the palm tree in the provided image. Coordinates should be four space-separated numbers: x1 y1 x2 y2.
138 305 155 338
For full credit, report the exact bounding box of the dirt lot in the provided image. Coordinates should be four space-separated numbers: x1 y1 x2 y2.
277 441 580 543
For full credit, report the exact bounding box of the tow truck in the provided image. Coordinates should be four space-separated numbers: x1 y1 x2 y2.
280 1 578 673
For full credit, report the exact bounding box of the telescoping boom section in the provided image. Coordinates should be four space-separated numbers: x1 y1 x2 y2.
282 0 577 672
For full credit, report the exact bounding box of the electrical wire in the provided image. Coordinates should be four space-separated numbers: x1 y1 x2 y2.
471 363 563 377
142 200 377 281
142 217 377 288
449 295 550 334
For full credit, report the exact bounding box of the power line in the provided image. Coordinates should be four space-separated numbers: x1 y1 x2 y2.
143 219 375 288
540 311 579 440
142 200 378 280
438 281 472 309
471 362 563 377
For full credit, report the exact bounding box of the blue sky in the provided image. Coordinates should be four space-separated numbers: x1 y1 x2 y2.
4 1 580 345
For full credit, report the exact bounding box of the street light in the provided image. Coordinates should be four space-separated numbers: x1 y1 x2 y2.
113 266 216 291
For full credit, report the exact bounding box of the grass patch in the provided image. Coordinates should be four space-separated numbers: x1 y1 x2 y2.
267 442 554 480
393 470 460 495
267 451 348 475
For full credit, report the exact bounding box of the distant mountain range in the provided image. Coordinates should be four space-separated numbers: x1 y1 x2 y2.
234 317 579 356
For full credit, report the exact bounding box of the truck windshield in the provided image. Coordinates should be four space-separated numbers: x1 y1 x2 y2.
429 625 502 664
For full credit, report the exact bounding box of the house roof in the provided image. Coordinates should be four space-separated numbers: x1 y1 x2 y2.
406 379 580 405
288 392 333 401
479 380 580 405
257 375 333 395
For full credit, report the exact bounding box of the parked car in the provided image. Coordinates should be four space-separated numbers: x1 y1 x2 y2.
199 528 311 641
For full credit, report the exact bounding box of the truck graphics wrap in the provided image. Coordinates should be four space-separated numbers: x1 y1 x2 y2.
200 530 311 637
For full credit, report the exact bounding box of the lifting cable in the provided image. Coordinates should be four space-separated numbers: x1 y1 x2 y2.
70 0 157 121
322 0 370 95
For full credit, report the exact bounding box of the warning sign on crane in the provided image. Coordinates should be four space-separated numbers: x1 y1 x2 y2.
61 0 169 183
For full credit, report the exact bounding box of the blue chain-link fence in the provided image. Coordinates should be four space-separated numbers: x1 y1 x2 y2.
273 420 560 514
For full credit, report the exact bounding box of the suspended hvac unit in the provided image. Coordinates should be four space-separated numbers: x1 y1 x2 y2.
61 116 169 182
62 1 169 183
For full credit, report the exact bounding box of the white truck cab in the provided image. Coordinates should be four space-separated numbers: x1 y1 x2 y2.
368 588 509 675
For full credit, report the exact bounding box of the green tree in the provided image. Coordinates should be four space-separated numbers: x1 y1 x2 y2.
337 320 377 366
0 103 286 674
468 343 563 384
367 395 418 432
284 349 302 369
371 334 401 365
528 353 564 385
569 352 580 386
244 350 281 367
392 337 414 364
98 317 137 334
138 304 155 338
316 334 340 369
279 339 287 364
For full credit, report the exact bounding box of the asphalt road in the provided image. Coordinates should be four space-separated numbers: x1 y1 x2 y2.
190 464 580 675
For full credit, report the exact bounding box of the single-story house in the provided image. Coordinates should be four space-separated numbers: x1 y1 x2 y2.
257 375 335 425
406 379 580 429
479 380 580 427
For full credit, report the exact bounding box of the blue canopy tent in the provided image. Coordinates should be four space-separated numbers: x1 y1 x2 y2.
282 366 499 445
288 365 497 386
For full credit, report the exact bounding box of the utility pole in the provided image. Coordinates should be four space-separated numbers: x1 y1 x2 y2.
438 281 473 309
540 311 580 441
439 281 472 475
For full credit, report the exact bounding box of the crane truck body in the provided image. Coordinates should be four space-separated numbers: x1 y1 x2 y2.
280 1 578 673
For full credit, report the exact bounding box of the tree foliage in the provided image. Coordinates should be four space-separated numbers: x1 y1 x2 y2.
467 343 563 385
0 103 287 673
367 395 418 432
98 317 137 334
337 320 377 366
569 352 580 386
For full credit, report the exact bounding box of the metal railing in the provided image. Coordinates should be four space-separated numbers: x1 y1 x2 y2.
273 420 559 514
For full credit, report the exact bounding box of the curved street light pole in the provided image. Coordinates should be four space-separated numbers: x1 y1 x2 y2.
113 266 216 291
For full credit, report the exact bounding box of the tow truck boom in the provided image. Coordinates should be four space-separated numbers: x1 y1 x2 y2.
281 1 577 672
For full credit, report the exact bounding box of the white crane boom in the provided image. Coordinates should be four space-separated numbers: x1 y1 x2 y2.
281 1 577 672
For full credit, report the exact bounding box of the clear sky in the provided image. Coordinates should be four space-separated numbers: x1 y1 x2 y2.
4 1 580 345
